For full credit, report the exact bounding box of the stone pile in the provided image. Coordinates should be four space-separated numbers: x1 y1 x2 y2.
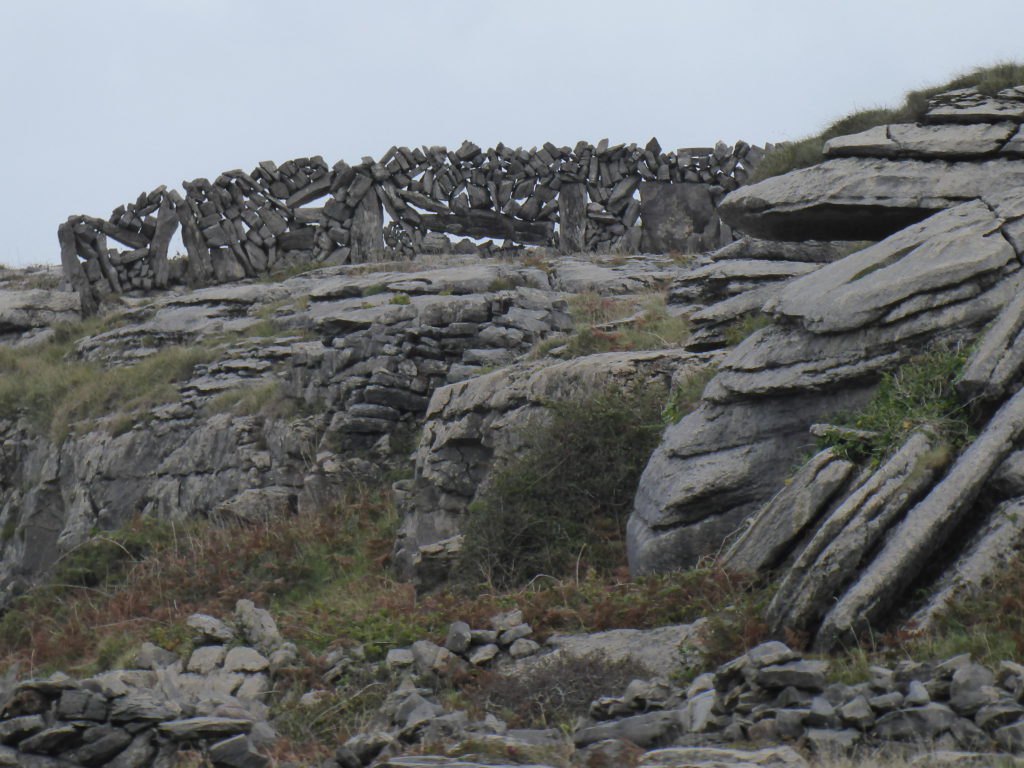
385 609 541 673
59 138 762 313
571 641 1024 760
0 599 294 768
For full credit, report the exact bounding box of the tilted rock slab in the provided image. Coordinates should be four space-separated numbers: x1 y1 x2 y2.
717 157 1024 240
909 496 1024 633
815 386 1024 651
721 447 856 574
766 432 948 637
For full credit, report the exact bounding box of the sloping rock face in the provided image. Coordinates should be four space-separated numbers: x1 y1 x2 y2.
631 85 1024 648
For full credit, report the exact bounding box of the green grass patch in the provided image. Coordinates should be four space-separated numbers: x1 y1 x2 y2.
895 551 1024 667
0 321 213 442
532 291 689 359
203 380 298 419
816 343 973 465
457 383 668 589
754 61 1024 180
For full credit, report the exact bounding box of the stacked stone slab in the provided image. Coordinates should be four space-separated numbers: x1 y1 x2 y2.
59 139 762 313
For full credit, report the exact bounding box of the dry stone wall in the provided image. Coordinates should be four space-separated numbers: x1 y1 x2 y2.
58 139 762 312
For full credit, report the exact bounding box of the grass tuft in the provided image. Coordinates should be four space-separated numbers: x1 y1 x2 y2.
754 61 1024 180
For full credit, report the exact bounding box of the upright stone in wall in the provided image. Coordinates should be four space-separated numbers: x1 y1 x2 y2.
149 198 178 289
169 190 213 284
57 221 97 316
350 186 384 261
639 182 715 253
558 183 587 253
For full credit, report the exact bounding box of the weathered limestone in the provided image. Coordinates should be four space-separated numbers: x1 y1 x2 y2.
816 387 1024 651
717 157 1024 240
766 200 1016 334
910 497 1024 632
721 448 856 574
395 348 714 585
824 122 1018 159
766 432 948 638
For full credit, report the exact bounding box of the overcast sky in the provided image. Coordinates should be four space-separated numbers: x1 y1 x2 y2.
3 0 1023 267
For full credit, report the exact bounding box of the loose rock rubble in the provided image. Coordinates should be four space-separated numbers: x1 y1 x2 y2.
0 599 293 768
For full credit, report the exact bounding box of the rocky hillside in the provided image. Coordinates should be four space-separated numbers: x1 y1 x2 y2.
3 68 1024 767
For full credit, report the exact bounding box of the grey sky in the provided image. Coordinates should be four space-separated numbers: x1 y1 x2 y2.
3 0 1023 266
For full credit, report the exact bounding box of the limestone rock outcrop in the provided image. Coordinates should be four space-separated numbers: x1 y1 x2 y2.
631 83 1024 649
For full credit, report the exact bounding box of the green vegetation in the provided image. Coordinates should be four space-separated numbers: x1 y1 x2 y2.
754 61 1024 180
661 365 718 425
457 384 668 589
0 318 213 442
389 292 411 305
203 380 299 419
531 291 689 359
816 343 973 465
722 311 773 347
360 283 388 297
897 549 1024 667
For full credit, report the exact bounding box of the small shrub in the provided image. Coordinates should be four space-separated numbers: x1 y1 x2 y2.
458 383 667 589
389 292 411 305
816 343 973 465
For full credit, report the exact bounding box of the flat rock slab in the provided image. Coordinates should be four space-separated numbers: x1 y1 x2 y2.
539 622 705 678
706 237 845 264
0 288 80 335
824 122 1018 159
924 87 1024 124
717 157 1024 240
637 745 808 767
